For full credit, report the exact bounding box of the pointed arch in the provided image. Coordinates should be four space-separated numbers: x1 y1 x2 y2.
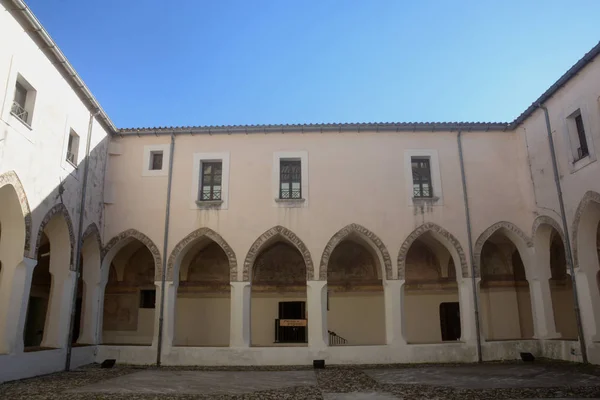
397 222 468 279
532 215 565 246
571 190 600 268
473 221 533 277
102 229 162 281
167 227 237 281
320 223 392 280
243 225 314 282
82 222 102 251
33 203 76 270
0 170 32 256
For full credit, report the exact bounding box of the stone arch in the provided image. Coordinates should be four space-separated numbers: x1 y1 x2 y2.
571 190 600 268
243 225 314 282
474 221 533 277
33 203 76 270
102 229 162 281
397 222 468 279
0 170 32 255
320 223 392 281
167 227 237 282
82 222 102 252
532 215 565 246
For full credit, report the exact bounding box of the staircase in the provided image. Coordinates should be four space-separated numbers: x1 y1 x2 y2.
328 330 348 346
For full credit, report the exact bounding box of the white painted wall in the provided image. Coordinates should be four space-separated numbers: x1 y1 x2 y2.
327 293 385 345
174 295 230 347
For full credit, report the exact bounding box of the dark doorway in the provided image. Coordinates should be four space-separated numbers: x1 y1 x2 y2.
71 297 83 343
439 302 461 341
24 297 47 347
275 301 306 343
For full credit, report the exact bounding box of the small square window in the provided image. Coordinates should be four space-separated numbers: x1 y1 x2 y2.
140 289 156 309
149 151 163 170
411 157 433 198
10 75 36 126
279 159 301 199
66 130 80 165
199 161 223 201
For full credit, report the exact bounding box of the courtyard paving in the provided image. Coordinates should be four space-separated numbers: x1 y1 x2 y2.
1 361 600 399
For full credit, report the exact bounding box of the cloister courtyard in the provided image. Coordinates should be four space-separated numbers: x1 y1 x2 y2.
2 361 600 399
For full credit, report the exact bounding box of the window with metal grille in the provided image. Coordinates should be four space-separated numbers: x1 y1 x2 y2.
11 77 35 125
574 114 589 160
411 157 433 198
200 161 222 201
279 160 301 199
149 151 163 170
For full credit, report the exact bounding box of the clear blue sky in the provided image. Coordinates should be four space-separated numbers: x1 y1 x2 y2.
27 0 600 128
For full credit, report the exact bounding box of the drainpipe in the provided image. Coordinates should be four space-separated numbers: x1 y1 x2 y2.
457 131 483 362
538 104 588 363
156 133 176 366
65 110 97 371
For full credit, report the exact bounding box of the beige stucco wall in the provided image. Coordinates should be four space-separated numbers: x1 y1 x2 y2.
404 290 459 343
481 286 533 340
328 292 385 345
551 284 578 339
102 308 154 345
174 294 230 347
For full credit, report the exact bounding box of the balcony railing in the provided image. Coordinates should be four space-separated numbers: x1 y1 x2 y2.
11 101 28 123
66 152 76 164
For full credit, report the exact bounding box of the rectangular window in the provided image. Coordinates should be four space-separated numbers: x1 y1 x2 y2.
574 114 589 160
10 76 36 126
200 161 222 201
149 151 163 170
411 157 433 198
139 289 156 309
66 130 79 165
279 160 301 199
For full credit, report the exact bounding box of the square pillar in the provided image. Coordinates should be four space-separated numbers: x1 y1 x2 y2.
0 257 37 354
306 280 327 350
458 277 480 345
529 277 560 339
384 279 406 346
575 269 600 343
230 281 251 347
41 269 76 349
153 281 177 351
76 277 102 345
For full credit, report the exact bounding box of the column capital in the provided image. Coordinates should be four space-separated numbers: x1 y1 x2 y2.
21 257 37 270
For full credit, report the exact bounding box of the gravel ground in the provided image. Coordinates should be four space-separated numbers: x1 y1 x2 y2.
1 361 600 399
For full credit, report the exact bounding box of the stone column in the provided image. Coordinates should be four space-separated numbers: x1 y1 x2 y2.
153 281 177 351
306 280 327 349
528 275 559 339
0 257 37 354
76 277 102 345
41 269 76 349
230 281 251 347
575 269 600 343
458 277 480 344
384 279 406 346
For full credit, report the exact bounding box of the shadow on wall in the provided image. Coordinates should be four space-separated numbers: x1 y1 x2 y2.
0 133 110 355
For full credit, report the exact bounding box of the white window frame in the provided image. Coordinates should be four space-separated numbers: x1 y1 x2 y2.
142 144 170 176
562 106 596 173
65 129 80 167
191 152 230 210
10 74 36 128
1 59 38 143
272 151 308 208
404 149 443 206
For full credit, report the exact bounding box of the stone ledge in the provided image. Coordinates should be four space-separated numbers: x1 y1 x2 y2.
195 200 224 209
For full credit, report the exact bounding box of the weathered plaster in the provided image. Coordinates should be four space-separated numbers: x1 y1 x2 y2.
167 228 237 282
0 170 32 256
473 221 533 277
102 229 162 281
320 223 393 281
571 190 600 268
397 222 468 279
243 226 314 281
33 203 76 270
